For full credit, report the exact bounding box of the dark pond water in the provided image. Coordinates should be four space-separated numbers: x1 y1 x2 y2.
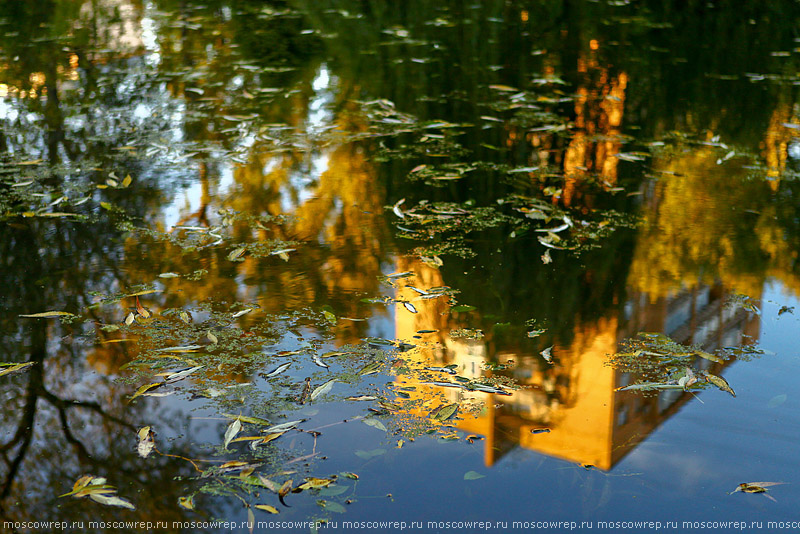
2 1 800 533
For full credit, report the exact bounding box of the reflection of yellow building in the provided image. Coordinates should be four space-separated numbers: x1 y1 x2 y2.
394 261 760 471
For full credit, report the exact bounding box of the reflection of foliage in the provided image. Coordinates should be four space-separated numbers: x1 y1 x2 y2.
629 144 800 298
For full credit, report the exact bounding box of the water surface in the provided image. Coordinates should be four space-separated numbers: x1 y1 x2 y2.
2 1 800 533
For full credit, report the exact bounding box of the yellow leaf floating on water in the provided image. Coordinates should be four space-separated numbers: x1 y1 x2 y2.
0 362 36 378
296 477 334 491
121 174 133 188
129 382 163 402
178 495 195 510
60 475 135 509
702 370 735 397
255 504 279 514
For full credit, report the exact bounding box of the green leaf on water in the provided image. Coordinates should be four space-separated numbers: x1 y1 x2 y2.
322 501 346 513
222 414 272 426
450 305 476 313
358 361 383 376
430 403 458 421
318 485 349 497
464 471 485 480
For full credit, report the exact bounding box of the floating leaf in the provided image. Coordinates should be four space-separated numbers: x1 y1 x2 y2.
161 365 204 384
402 301 418 313
450 305 476 313
702 371 735 397
0 362 35 378
530 428 551 434
363 417 388 432
323 310 336 323
223 414 272 426
392 198 406 219
318 485 349 497
179 311 191 324
464 471 485 480
232 308 253 318
126 289 160 298
255 504 279 514
178 495 195 510
265 362 291 378
153 344 203 353
311 379 336 401
347 395 377 401
322 501 347 513
732 481 785 501
263 420 304 433
137 426 155 458
206 331 218 344
430 403 458 421
252 432 285 448
311 354 329 369
89 493 136 510
358 361 383 376
129 382 163 402
386 271 414 279
355 449 386 460
425 366 457 375
247 508 255 534
159 272 180 278
616 382 684 392
694 350 723 364
768 394 787 408
124 312 135 325
19 311 75 318
297 477 334 491
540 346 553 364
223 418 243 450
121 174 133 188
227 246 247 261
257 476 282 493
278 479 293 506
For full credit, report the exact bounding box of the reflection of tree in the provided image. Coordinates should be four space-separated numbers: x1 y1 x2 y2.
0 2 221 525
628 146 800 299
